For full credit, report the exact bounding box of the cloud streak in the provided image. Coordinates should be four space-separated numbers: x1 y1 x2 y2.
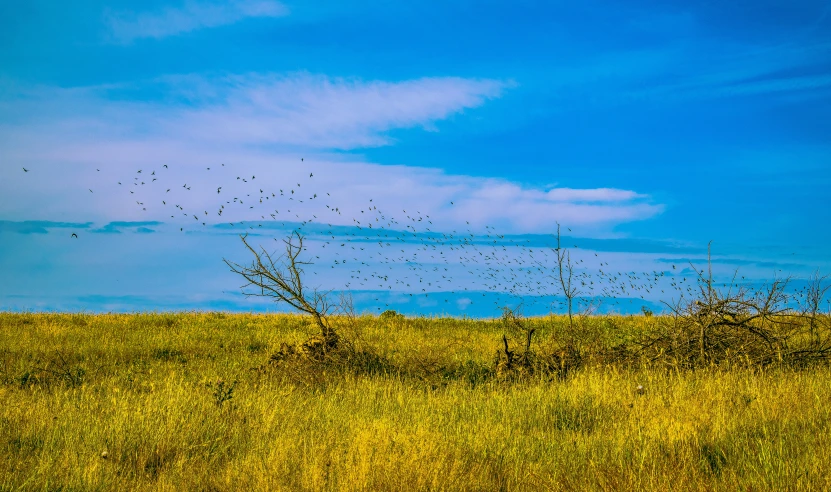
618 41 831 104
0 220 93 234
105 0 288 43
163 73 510 149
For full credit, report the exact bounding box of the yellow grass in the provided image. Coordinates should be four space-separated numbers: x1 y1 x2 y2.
1 312 830 491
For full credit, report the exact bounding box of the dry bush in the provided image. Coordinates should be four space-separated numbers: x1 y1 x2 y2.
256 311 397 386
634 244 831 369
494 306 582 380
13 350 103 389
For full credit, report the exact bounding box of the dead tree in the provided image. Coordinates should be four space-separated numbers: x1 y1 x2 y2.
544 223 580 330
799 270 831 342
224 232 338 349
495 305 535 377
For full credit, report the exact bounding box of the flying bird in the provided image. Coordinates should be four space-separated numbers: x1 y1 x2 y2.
71 233 78 238
22 167 28 172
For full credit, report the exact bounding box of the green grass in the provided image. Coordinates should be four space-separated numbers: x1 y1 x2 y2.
1 312 830 491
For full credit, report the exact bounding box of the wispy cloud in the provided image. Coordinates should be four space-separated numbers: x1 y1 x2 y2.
619 42 831 104
0 73 659 233
0 73 509 150
527 40 831 113
105 0 288 43
545 188 644 202
0 220 93 234
162 73 510 148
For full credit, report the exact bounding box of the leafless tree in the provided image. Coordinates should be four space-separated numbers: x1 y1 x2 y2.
224 232 338 347
550 223 580 330
799 269 831 342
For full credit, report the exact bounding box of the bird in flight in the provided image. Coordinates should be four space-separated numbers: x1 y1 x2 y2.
71 233 78 238
22 167 28 172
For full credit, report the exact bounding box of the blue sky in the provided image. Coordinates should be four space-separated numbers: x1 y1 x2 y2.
1 0 829 316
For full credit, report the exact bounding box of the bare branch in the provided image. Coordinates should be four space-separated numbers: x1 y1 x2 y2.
224 232 337 344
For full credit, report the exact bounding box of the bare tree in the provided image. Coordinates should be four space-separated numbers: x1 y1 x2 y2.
551 223 580 330
799 269 830 342
224 232 338 348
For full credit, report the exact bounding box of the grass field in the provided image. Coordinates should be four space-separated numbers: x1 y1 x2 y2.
1 312 830 491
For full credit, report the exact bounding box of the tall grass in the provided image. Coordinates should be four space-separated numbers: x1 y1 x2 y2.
1 312 829 490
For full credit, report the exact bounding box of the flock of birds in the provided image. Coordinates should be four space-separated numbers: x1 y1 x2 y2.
22 163 706 314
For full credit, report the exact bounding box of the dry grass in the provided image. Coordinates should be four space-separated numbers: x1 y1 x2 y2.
1 312 830 491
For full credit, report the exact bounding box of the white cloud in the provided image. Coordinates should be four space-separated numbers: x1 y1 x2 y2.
545 187 644 202
0 148 663 234
105 0 288 43
0 73 508 150
456 297 472 311
165 73 509 148
0 73 661 233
